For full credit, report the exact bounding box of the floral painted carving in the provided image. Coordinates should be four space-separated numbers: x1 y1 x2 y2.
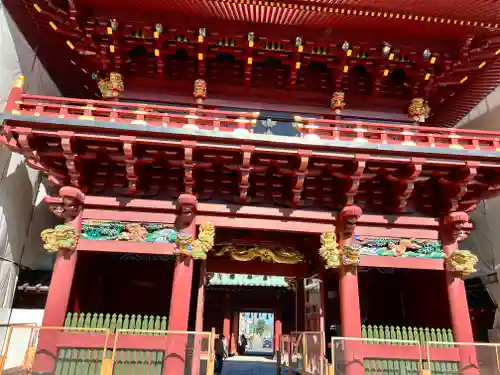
353 238 444 259
41 225 79 252
214 246 304 264
80 220 215 259
445 250 478 277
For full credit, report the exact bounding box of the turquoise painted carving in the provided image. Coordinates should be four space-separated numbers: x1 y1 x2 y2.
353 238 444 259
81 220 177 242
80 220 215 259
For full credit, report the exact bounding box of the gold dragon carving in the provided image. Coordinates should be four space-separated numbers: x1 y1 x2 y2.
319 228 360 269
41 224 79 253
214 246 304 264
444 250 478 277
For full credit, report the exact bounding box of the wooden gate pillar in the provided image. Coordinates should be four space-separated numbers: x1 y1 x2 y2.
274 310 282 353
441 212 479 375
296 279 305 331
337 206 364 375
32 186 85 375
191 261 207 375
230 311 239 355
165 194 197 375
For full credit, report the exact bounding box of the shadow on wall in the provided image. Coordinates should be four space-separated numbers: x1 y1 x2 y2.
456 86 500 130
22 179 59 271
0 149 41 347
461 200 500 307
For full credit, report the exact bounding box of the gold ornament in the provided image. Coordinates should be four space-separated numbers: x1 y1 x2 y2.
175 222 215 260
342 245 361 266
41 224 78 252
408 98 430 122
445 250 478 277
330 91 346 113
98 72 124 100
319 228 361 268
193 79 207 104
319 229 342 269
214 246 303 264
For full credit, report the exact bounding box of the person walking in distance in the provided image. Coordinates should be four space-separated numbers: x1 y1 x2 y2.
215 334 228 375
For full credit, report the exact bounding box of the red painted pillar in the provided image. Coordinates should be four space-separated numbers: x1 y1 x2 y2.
32 187 85 375
230 311 239 356
274 313 282 353
166 194 197 375
223 316 231 339
337 206 364 375
191 261 207 375
441 212 478 375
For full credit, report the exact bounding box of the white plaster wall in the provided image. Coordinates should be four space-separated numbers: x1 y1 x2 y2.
0 0 61 349
456 86 500 130
456 86 500 341
3 309 44 369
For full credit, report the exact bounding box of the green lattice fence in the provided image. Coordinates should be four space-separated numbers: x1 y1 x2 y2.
57 312 169 375
361 325 455 347
361 325 459 374
55 348 164 375
64 312 168 333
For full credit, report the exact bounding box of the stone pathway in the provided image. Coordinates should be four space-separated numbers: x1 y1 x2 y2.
221 356 278 375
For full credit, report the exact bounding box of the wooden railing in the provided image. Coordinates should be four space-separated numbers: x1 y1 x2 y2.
1 323 215 375
63 312 168 334
294 115 500 151
5 85 500 152
361 324 455 347
9 94 259 133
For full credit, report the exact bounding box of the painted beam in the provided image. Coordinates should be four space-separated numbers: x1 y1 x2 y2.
359 255 444 270
77 239 176 255
206 258 309 277
77 198 447 229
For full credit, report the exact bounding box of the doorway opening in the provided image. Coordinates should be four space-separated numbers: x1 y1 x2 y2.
238 311 275 355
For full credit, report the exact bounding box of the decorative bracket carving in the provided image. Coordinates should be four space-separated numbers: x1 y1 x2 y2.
338 205 363 239
41 186 85 254
442 211 471 243
441 211 477 277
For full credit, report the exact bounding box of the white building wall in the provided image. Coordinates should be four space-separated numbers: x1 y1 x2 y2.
455 86 500 341
3 309 45 369
0 0 61 348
